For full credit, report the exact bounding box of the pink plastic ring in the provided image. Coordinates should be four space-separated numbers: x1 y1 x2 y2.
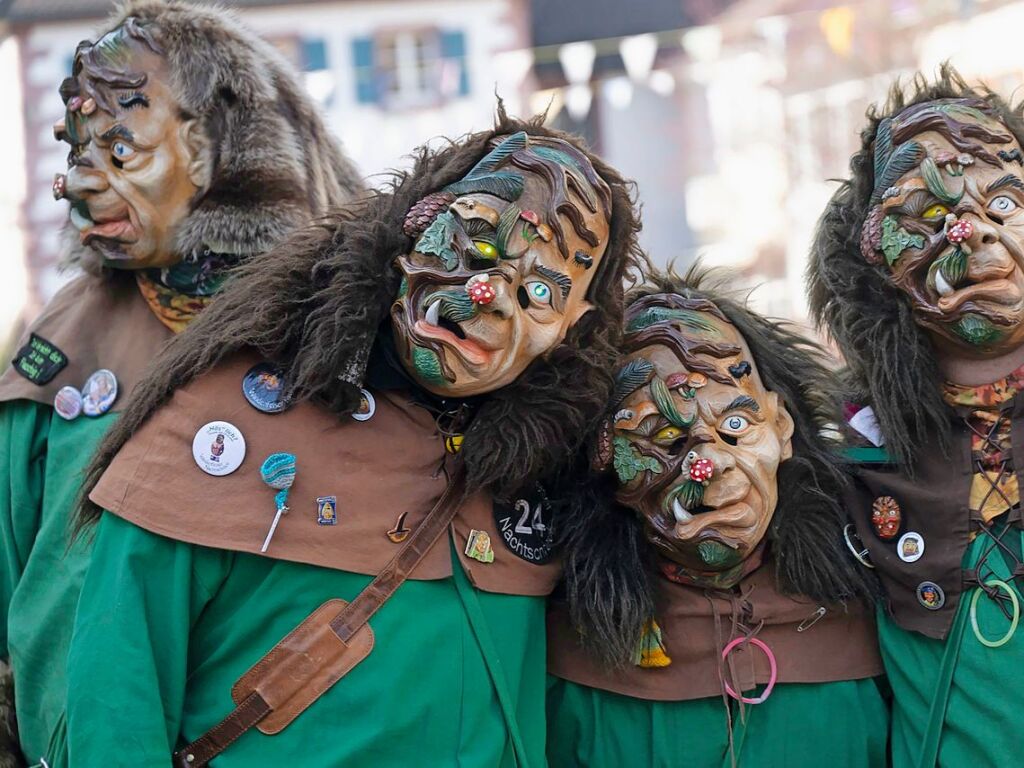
721 637 778 704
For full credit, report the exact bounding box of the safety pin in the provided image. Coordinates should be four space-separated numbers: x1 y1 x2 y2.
797 606 826 632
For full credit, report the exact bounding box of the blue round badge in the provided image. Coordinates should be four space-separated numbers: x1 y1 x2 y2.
242 363 289 414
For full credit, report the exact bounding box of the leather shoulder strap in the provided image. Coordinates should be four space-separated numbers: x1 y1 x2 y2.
172 466 466 767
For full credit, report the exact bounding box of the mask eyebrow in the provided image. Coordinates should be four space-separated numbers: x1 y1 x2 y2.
722 395 760 413
99 124 135 144
986 173 1024 196
535 264 572 299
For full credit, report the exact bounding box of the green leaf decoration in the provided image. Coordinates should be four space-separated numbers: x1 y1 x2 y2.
936 247 968 287
417 212 459 271
521 222 538 245
444 172 524 201
427 289 477 323
953 313 1003 346
612 436 663 484
871 140 924 203
921 156 963 205
412 345 445 385
464 131 528 176
495 203 522 257
677 479 705 510
697 539 736 567
613 358 654 406
650 377 694 429
931 102 990 124
881 216 925 265
873 118 894 183
626 307 718 335
444 133 529 202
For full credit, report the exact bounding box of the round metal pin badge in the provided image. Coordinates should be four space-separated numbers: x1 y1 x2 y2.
898 531 925 563
242 362 289 414
192 420 246 476
53 385 83 421
81 369 118 417
351 388 376 421
917 581 945 610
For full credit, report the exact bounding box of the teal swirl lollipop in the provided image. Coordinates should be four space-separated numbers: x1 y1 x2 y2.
260 452 296 552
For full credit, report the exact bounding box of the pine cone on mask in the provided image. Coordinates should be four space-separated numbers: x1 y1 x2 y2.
403 191 457 239
860 205 885 265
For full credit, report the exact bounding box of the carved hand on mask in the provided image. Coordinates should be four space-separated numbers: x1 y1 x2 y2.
610 295 794 583
391 132 611 397
54 23 209 269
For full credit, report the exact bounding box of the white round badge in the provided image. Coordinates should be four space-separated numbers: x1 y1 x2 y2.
192 420 246 476
54 385 83 421
351 388 376 422
81 368 118 417
898 531 925 563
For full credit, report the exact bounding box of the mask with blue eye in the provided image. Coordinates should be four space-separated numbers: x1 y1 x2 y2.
526 281 552 306
111 141 135 167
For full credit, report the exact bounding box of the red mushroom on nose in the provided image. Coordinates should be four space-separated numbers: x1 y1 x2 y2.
466 274 496 305
690 457 714 484
945 217 974 245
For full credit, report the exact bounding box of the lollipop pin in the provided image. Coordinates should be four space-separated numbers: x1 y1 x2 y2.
260 452 296 552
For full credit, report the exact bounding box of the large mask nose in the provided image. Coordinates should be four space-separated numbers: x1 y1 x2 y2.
63 164 109 204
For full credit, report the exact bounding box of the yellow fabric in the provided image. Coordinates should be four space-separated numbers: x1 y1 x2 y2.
943 364 1024 522
135 272 213 334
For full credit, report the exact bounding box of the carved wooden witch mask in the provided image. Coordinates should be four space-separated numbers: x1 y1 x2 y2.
391 132 612 397
861 98 1024 356
610 294 795 583
54 19 209 269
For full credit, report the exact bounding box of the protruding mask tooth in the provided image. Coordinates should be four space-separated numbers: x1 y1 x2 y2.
935 269 955 297
70 207 92 232
672 497 693 523
424 300 441 326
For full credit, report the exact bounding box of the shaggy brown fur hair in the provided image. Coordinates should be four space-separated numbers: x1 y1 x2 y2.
807 65 1024 467
76 109 643 528
557 266 879 667
61 0 362 271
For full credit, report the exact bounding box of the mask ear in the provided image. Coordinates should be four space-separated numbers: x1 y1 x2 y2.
591 417 614 472
180 119 212 190
768 391 795 461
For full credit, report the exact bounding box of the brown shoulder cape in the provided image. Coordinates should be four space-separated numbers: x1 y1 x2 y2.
0 272 171 410
547 558 883 701
90 352 561 595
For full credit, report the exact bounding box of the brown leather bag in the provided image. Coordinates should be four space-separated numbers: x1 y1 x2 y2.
171 468 466 767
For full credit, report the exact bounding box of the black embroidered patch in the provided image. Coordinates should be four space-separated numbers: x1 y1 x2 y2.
492 483 556 564
12 334 68 385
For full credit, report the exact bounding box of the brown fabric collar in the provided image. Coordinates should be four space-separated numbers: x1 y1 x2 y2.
90 352 561 594
0 272 172 410
548 558 882 702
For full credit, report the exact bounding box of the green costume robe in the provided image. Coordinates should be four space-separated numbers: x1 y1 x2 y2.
878 530 1024 768
0 275 171 765
849 373 1024 768
63 353 560 766
546 559 889 768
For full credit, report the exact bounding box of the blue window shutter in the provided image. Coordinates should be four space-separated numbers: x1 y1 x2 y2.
302 38 328 72
351 36 377 104
439 30 469 96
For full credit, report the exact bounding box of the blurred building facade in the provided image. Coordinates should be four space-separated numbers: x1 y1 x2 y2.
3 0 1024 338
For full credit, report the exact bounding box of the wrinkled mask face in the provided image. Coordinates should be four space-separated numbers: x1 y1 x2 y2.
610 295 794 576
55 23 208 269
391 132 612 397
861 99 1024 356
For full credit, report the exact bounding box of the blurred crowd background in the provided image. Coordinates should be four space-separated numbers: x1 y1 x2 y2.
1 0 1022 349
